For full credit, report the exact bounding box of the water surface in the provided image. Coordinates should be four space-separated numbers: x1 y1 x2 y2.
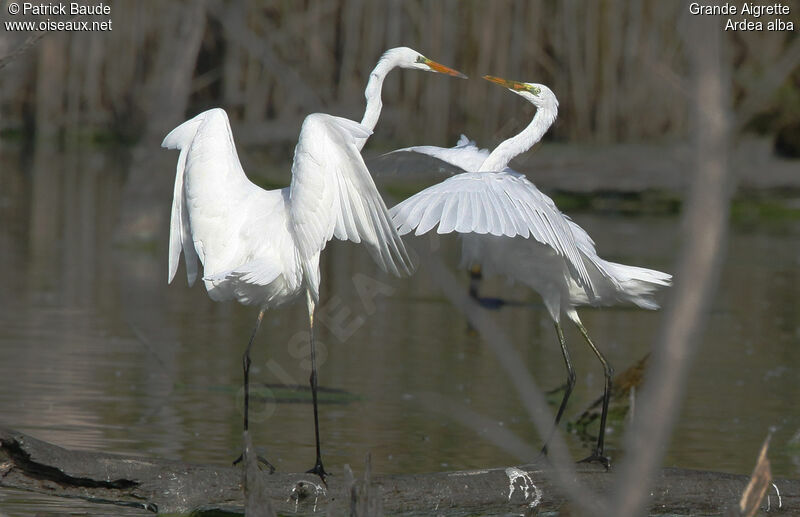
0 145 798 514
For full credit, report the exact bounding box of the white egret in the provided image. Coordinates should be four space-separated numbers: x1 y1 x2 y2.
357 46 466 151
390 76 671 467
163 108 413 481
161 48 461 481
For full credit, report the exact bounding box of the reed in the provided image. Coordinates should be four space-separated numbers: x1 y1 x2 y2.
0 0 796 146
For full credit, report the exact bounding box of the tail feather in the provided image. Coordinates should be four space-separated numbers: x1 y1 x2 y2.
601 260 672 309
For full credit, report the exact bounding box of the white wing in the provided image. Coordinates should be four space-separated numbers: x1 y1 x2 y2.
565 219 598 257
389 134 491 172
390 171 594 294
162 113 204 286
290 114 414 300
162 108 293 295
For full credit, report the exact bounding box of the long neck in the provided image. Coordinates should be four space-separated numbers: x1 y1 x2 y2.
357 57 395 150
478 104 558 172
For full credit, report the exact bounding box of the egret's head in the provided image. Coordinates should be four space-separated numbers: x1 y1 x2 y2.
483 76 558 110
383 47 467 78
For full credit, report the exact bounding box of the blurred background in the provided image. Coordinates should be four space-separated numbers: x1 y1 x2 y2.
3 1 800 147
1 1 799 514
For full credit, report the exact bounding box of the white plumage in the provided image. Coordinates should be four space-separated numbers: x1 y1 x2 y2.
165 109 411 305
163 108 412 479
459 230 671 323
392 170 594 293
390 76 671 466
358 46 466 150
162 47 462 481
390 133 490 172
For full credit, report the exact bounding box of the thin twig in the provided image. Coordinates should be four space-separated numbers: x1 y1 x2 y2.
608 12 733 517
0 31 47 71
413 241 608 515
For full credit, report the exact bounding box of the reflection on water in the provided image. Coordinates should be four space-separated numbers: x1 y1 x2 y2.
1 145 799 513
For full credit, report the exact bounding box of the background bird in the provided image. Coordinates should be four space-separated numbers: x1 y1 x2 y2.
163 108 413 481
390 76 671 467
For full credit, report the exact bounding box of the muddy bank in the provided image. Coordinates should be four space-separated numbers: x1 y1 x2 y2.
1 427 797 516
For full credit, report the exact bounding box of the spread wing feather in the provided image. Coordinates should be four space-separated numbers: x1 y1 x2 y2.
290 114 414 301
162 114 206 286
389 134 490 172
390 171 594 294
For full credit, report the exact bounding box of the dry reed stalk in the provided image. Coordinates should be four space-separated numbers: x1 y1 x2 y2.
0 1 794 149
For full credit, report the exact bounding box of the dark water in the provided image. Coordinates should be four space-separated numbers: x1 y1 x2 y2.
0 145 798 514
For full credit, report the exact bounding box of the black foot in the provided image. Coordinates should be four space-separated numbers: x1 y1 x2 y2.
233 453 276 473
577 452 611 470
306 461 329 485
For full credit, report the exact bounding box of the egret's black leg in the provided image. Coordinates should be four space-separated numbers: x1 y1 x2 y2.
243 308 265 433
575 321 613 469
232 307 275 472
305 293 328 484
541 322 576 455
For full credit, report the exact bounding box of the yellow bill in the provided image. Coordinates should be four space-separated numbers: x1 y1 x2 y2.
418 56 468 78
483 75 538 94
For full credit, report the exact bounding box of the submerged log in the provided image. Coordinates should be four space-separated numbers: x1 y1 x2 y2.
0 427 797 515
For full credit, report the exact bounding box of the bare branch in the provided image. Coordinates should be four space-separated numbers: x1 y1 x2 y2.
412 241 608 515
608 12 734 517
0 31 46 71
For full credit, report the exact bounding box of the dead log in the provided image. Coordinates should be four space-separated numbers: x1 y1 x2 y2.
0 427 797 515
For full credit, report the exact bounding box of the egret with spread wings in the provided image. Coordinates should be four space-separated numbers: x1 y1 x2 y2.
390 77 671 467
164 108 413 481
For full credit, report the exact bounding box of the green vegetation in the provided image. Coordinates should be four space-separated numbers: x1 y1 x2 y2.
730 195 800 223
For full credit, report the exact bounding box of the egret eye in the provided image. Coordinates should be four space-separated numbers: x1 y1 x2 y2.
390 73 670 473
